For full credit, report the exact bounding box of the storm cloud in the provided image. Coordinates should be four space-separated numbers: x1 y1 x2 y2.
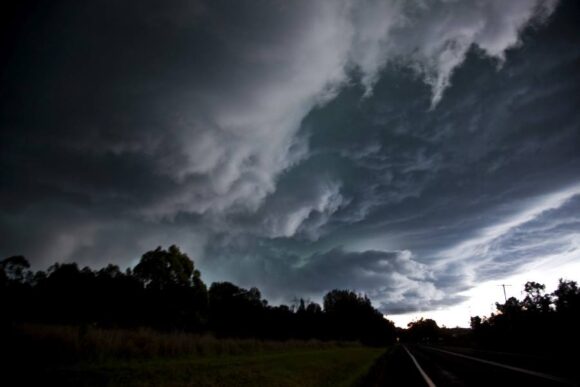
1 0 579 316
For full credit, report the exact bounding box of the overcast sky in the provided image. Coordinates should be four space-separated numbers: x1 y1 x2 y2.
2 0 579 326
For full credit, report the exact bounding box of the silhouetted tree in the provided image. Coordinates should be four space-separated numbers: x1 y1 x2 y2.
0 256 31 284
134 245 197 290
292 298 323 339
323 289 395 345
553 279 580 314
1 256 33 326
208 282 266 337
406 318 440 343
470 315 482 330
552 279 580 351
134 245 208 330
522 281 552 313
470 279 580 353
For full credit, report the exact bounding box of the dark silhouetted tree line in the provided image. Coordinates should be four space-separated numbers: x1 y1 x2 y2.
470 280 580 352
0 246 395 346
397 318 472 345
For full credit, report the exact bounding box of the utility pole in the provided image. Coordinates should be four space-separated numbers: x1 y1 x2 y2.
498 284 511 302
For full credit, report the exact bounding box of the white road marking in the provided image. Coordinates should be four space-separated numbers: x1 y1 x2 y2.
403 345 437 387
424 346 575 385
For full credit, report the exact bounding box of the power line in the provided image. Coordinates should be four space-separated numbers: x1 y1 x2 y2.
498 284 511 302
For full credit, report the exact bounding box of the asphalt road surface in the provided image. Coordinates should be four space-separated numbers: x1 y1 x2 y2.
371 344 578 386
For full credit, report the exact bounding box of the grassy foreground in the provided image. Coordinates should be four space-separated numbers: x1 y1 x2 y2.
4 325 385 387
47 347 383 387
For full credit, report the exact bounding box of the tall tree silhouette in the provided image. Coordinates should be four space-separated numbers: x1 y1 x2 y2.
134 245 199 290
134 245 208 330
406 318 440 343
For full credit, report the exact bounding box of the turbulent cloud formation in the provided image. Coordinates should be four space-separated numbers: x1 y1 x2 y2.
205 237 444 311
1 0 579 316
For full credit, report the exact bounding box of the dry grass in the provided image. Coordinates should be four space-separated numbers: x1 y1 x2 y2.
4 324 385 386
14 324 357 361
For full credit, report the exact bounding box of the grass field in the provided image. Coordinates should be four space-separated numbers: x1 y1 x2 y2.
42 347 384 387
5 325 385 387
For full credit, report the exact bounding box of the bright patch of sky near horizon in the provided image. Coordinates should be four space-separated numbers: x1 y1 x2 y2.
390 258 580 328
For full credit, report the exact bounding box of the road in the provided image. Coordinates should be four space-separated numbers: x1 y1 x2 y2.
368 344 578 386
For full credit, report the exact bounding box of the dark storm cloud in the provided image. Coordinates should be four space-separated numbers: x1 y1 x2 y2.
2 0 579 314
203 238 456 315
